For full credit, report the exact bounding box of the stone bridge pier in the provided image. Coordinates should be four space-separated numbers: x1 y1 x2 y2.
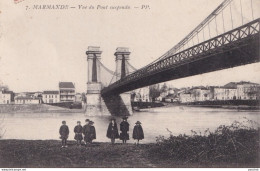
85 46 132 116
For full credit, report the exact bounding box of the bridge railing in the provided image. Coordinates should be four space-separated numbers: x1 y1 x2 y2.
102 18 260 95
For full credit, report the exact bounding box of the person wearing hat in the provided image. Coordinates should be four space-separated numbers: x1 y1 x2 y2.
106 118 119 145
83 119 91 145
89 121 96 144
74 121 83 145
133 121 144 145
59 121 69 148
120 116 129 144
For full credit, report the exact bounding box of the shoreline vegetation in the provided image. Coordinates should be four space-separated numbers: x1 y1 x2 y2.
0 99 259 114
0 120 259 168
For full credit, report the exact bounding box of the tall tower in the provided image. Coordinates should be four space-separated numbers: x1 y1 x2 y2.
86 46 102 115
85 46 133 116
115 47 131 81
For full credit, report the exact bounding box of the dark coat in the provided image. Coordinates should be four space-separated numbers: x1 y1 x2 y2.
59 125 69 139
120 121 129 140
133 125 144 140
90 126 96 140
106 122 119 139
83 124 92 142
74 125 83 141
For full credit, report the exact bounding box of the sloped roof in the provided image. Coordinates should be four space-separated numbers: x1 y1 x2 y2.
59 82 75 88
236 81 259 85
224 82 237 89
43 91 59 94
15 96 40 100
2 90 14 94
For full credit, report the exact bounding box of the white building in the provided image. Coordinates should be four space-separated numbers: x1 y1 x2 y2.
0 90 14 104
190 87 210 102
59 82 75 102
133 87 150 102
75 93 82 103
15 96 41 104
42 91 60 103
179 92 193 103
211 87 237 100
236 81 260 100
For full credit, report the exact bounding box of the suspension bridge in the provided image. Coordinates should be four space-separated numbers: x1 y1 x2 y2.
85 0 260 115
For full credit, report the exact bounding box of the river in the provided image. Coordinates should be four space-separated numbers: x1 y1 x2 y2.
1 106 259 143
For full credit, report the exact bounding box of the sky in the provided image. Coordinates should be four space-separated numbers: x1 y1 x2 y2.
0 0 259 93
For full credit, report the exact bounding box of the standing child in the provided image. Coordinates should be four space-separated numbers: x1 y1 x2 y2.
89 121 96 144
83 119 91 145
133 121 144 145
59 121 69 148
74 121 83 145
106 118 119 145
120 116 129 144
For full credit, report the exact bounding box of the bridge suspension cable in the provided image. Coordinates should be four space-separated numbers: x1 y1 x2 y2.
240 0 243 25
97 59 117 76
251 0 254 20
126 60 137 71
133 0 234 73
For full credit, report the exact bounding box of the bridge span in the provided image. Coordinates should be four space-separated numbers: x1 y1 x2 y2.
101 19 260 96
85 0 260 115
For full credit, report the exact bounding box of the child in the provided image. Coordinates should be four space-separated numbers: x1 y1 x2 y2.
59 121 69 148
89 121 96 144
106 118 119 145
83 119 91 145
120 116 129 144
74 121 83 145
133 121 144 145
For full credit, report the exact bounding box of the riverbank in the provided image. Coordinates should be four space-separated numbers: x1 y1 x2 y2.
163 100 260 110
0 140 256 168
0 104 84 114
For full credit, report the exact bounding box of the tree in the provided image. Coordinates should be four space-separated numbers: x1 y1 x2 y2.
149 84 161 101
160 83 168 93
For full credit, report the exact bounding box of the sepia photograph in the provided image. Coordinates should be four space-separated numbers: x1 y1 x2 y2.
0 0 259 169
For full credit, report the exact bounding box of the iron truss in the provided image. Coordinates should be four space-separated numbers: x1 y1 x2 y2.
102 18 260 96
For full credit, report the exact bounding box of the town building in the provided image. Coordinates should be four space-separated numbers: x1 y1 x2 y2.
42 91 60 103
236 81 260 100
75 93 82 103
0 90 14 104
190 87 210 102
59 82 75 102
209 86 237 100
14 96 41 104
133 87 150 102
164 94 179 103
179 92 193 103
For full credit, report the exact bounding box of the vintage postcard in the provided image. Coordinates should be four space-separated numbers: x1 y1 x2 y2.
0 0 259 169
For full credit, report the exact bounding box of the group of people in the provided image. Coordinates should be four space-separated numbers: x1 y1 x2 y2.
59 116 144 148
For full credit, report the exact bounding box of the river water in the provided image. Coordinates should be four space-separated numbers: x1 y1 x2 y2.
1 106 259 143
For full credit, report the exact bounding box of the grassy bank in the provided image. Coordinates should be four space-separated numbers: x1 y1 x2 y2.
0 120 259 168
0 140 154 168
147 120 260 168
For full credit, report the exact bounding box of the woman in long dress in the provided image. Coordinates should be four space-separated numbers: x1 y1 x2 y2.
106 118 119 144
133 121 144 145
120 116 129 144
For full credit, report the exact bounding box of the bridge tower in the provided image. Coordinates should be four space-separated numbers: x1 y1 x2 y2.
85 46 132 116
115 47 131 81
85 46 104 115
112 47 132 115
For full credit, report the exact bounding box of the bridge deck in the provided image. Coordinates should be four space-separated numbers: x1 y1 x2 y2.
102 19 260 96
